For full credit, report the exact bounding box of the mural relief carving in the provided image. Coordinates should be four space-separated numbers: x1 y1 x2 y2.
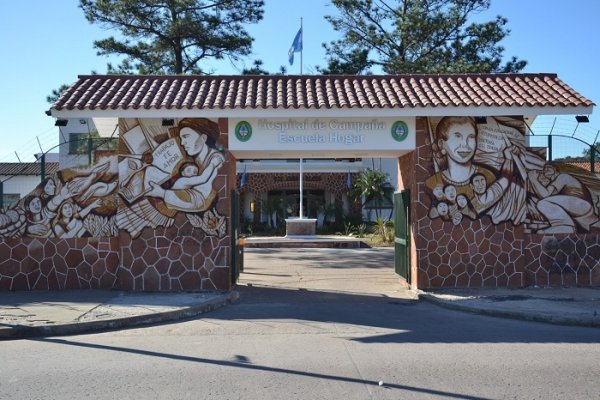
425 116 600 234
0 160 119 239
0 118 227 240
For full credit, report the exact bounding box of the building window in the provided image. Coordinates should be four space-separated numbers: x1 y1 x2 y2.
69 132 88 154
1 193 20 208
69 132 118 155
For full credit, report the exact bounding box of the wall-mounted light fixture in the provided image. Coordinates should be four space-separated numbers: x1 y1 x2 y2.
250 200 255 213
572 115 590 137
162 118 175 127
54 119 68 127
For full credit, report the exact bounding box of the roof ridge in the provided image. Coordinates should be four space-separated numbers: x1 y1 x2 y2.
52 73 591 112
76 73 560 80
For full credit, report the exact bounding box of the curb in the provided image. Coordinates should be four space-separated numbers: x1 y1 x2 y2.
420 293 600 328
0 291 239 341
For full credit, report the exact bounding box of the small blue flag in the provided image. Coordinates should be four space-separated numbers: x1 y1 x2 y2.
240 164 248 188
346 171 352 190
288 27 302 65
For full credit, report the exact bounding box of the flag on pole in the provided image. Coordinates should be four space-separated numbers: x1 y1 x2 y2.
240 164 248 188
346 171 352 190
288 27 303 65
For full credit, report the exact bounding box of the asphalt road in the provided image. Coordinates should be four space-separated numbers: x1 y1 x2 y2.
1 249 599 399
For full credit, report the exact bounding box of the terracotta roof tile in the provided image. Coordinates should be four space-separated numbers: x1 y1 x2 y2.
564 161 598 173
52 73 594 113
0 162 59 176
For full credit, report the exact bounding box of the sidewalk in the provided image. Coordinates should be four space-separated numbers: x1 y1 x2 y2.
0 290 238 340
1 285 598 341
420 286 600 328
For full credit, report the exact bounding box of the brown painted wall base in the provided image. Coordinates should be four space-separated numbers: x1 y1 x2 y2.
0 237 119 291
0 231 232 292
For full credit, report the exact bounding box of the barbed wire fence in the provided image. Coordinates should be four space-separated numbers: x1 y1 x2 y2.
0 124 117 209
0 126 59 163
528 116 599 173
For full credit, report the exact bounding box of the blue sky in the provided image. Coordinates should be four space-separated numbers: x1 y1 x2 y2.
1 0 598 162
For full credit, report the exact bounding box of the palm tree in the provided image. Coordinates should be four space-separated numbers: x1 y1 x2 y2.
348 168 391 219
261 197 282 229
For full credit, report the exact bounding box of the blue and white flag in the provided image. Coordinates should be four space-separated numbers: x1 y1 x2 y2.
288 27 303 65
240 164 248 188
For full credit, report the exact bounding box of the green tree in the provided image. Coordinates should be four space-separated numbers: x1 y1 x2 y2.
582 142 600 163
46 84 72 104
261 197 282 229
349 168 391 219
79 0 264 74
47 69 99 103
242 59 287 75
320 0 526 74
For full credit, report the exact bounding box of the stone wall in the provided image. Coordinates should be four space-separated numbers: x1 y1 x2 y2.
525 234 600 286
0 237 119 290
397 119 420 289
238 171 354 198
0 156 233 292
0 117 234 292
413 116 600 288
116 157 234 291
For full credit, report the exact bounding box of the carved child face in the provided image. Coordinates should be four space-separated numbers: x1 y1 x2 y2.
28 197 42 214
471 174 487 195
61 202 73 218
456 194 468 209
543 164 557 180
443 185 457 202
452 211 463 225
436 202 449 216
181 164 199 177
44 179 56 196
432 184 444 200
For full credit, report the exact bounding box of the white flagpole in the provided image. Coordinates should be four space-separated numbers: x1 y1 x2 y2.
299 158 303 218
300 17 303 75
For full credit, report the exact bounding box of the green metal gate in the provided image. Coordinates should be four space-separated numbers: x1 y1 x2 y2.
231 190 241 285
394 189 410 282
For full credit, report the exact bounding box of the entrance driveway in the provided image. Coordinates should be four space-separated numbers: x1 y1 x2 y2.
239 248 415 299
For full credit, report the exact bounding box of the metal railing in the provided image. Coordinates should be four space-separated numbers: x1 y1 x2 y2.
525 133 599 173
527 116 599 174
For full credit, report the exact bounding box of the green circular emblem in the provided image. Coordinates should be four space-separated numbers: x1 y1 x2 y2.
391 121 409 142
235 121 252 142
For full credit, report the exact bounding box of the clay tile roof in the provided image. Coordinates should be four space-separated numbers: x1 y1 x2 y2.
0 162 59 176
51 73 594 112
565 161 598 173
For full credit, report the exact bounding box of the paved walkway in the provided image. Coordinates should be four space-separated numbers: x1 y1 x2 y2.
1 247 598 340
0 290 238 340
420 287 600 328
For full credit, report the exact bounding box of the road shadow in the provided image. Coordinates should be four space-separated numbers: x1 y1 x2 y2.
215 285 600 344
32 336 491 400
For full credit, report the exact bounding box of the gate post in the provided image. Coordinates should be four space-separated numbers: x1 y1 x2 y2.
231 189 241 284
